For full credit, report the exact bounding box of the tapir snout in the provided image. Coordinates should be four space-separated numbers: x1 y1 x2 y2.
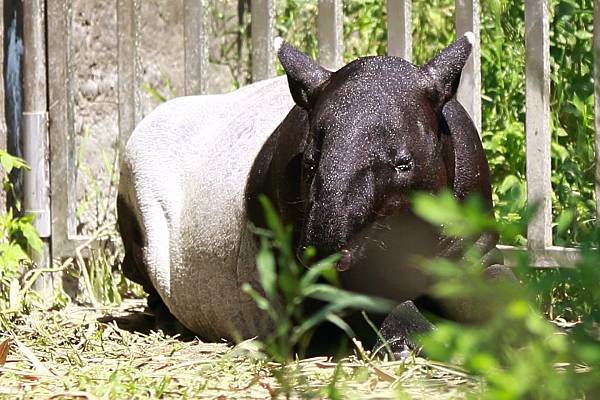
298 160 378 265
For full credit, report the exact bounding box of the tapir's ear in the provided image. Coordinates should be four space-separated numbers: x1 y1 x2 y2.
276 38 332 109
420 32 474 106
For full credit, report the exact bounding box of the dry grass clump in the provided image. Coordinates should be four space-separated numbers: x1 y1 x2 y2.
0 300 481 399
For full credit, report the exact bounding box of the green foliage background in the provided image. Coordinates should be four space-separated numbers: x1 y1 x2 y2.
233 0 594 246
411 191 600 399
0 151 44 329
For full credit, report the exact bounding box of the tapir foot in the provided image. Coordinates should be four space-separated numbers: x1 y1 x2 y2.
372 300 435 360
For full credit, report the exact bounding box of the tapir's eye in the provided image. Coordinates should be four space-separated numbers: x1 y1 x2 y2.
394 157 413 173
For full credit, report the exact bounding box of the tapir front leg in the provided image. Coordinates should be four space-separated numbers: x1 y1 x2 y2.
373 300 435 359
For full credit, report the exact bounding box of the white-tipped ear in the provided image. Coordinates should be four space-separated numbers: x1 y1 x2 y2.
274 36 284 53
463 31 476 46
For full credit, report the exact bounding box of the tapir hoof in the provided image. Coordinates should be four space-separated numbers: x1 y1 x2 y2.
372 300 435 360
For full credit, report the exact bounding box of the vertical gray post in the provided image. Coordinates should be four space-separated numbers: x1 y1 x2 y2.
184 0 209 95
525 0 552 249
251 0 275 82
22 0 51 295
455 0 481 133
318 0 344 70
387 0 412 61
48 0 78 258
595 0 600 224
117 0 143 157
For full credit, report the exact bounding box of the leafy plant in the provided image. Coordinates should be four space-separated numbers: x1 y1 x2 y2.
242 195 393 365
412 191 600 399
0 150 43 327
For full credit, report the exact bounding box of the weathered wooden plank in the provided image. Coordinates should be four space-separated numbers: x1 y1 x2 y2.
455 0 481 132
48 0 80 258
117 0 142 157
386 0 412 61
595 0 600 224
251 0 275 82
498 245 581 268
184 0 209 95
318 0 344 70
525 0 552 250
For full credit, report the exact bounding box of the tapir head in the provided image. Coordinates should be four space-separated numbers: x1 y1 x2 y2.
277 35 474 269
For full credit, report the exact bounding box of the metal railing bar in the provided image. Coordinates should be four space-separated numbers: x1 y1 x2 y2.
498 245 581 268
387 0 412 61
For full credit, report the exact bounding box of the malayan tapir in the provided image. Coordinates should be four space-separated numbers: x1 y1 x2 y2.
117 33 512 354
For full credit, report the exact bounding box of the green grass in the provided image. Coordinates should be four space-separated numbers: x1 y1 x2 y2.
0 300 482 399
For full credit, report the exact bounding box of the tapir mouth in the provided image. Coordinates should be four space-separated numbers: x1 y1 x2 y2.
333 213 397 272
333 231 371 271
298 239 365 272
302 207 402 272
336 249 352 271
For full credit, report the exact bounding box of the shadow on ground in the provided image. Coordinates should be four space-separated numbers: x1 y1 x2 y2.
97 308 157 335
97 299 198 340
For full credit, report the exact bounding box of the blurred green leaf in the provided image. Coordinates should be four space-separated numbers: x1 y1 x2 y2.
256 237 277 300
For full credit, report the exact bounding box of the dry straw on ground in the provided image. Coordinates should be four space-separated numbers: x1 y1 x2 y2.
0 300 482 399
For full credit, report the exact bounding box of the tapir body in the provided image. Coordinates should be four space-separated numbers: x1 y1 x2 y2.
118 35 505 346
118 77 294 339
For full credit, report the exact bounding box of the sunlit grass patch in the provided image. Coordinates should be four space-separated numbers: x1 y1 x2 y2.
0 300 483 399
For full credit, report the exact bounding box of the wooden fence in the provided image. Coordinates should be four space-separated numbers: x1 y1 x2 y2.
3 0 598 284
